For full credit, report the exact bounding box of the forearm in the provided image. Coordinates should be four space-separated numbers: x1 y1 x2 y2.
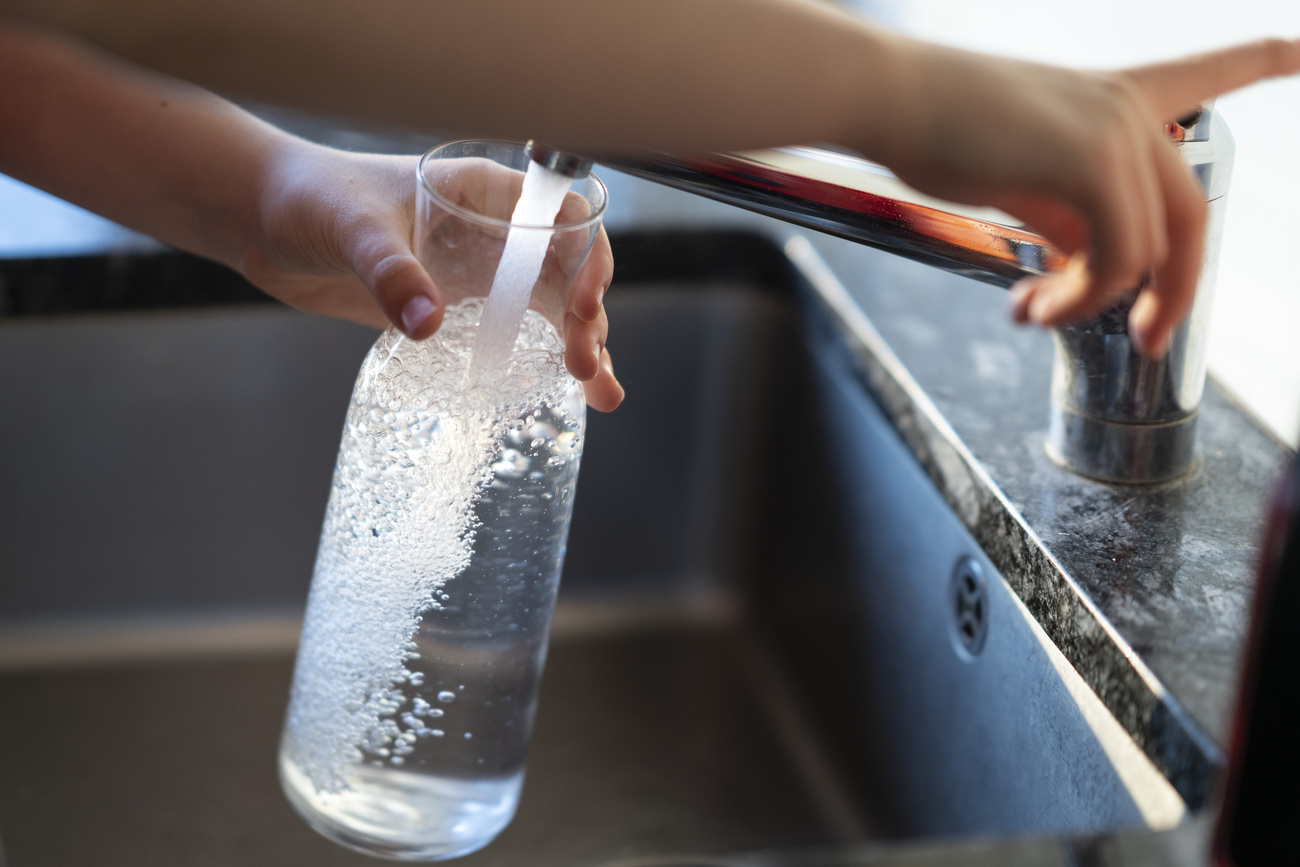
0 19 295 271
3 0 906 156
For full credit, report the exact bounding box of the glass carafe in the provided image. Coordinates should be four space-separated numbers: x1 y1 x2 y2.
278 140 606 861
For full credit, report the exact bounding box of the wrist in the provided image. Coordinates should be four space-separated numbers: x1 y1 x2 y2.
238 127 319 281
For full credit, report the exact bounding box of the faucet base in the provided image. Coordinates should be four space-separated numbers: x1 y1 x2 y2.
1047 406 1198 485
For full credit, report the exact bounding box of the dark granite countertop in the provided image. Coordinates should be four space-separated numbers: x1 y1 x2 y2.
2 164 1289 817
818 241 1283 752
578 172 1290 809
795 233 1289 808
584 174 1289 808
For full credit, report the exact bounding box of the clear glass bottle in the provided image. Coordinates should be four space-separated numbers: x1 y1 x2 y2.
278 141 606 861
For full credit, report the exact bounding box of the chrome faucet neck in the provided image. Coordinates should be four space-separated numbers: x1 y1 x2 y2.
602 104 1233 483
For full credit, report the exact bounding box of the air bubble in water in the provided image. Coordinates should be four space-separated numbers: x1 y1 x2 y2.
491 449 530 479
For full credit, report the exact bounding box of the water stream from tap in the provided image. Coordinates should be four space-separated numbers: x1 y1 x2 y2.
467 160 574 378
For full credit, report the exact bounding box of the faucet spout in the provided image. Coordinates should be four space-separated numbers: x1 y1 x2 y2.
601 106 1233 484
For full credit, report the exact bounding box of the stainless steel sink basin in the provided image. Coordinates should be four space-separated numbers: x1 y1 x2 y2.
0 232 1186 865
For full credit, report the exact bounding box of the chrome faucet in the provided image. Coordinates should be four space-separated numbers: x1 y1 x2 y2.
602 105 1233 484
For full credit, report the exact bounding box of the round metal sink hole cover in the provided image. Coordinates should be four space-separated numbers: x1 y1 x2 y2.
949 555 990 658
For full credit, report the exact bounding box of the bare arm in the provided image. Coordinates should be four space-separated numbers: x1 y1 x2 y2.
0 20 624 410
1 0 897 154
3 1 1298 357
0 20 275 271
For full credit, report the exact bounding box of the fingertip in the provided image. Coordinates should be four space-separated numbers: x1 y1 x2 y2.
1028 283 1068 327
1028 256 1093 327
400 293 441 339
1028 295 1055 327
363 250 443 339
564 335 601 382
1128 291 1170 358
584 390 622 413
583 349 624 412
1009 280 1036 324
586 382 625 412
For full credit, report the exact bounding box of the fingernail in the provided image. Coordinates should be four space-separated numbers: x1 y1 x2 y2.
401 294 437 336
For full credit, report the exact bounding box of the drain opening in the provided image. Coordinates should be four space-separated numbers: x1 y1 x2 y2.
949 555 989 659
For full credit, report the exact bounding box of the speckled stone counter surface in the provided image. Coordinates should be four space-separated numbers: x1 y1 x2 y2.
802 233 1291 808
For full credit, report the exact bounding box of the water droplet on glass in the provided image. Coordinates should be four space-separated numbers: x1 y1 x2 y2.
463 731 473 739
428 708 444 718
408 672 425 686
430 729 445 737
390 755 405 765
437 690 456 703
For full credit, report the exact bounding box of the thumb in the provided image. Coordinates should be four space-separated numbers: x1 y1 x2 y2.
351 238 444 340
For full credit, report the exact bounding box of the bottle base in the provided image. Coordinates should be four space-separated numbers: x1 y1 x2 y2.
279 753 521 861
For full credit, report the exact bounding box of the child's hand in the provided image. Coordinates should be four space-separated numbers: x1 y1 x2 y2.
239 142 623 411
872 37 1300 356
